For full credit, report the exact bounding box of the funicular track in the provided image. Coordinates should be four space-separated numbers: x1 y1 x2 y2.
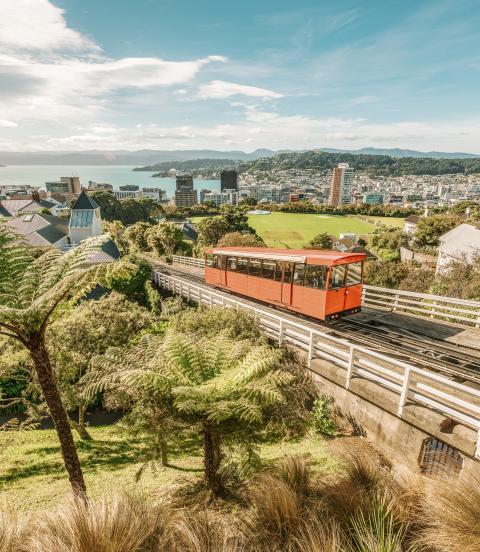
153 261 480 384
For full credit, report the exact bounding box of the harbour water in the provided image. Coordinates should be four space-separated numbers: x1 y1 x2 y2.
0 165 221 198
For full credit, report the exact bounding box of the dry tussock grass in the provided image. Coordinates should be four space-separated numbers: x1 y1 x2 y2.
0 451 476 552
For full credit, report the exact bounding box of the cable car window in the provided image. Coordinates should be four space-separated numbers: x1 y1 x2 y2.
249 259 262 276
262 260 276 279
218 255 226 270
227 257 238 271
237 257 248 274
206 254 214 267
346 262 363 286
283 262 293 284
292 263 305 285
329 265 347 289
305 265 327 289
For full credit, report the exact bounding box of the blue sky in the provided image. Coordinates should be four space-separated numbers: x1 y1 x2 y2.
1 0 479 152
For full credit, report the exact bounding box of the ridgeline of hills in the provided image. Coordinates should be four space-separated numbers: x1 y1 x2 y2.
0 147 478 166
134 150 480 177
241 151 480 176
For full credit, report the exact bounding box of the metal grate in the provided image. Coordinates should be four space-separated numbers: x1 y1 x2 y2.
418 436 463 478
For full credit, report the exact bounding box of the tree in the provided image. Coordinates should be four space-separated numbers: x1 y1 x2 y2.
103 220 129 253
217 232 265 248
48 293 153 439
0 229 117 495
124 221 152 253
305 232 333 250
147 222 185 258
414 215 460 248
219 205 257 235
196 217 229 247
105 255 152 300
363 260 411 289
90 191 124 221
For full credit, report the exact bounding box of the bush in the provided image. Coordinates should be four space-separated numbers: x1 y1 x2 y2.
311 395 337 437
105 255 152 296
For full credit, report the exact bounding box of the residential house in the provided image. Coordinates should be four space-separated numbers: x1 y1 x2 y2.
404 214 421 234
436 223 480 274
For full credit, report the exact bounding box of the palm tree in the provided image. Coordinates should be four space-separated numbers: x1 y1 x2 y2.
0 228 116 495
84 328 297 495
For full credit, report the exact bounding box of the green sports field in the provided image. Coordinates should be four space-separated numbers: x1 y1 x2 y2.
191 213 403 249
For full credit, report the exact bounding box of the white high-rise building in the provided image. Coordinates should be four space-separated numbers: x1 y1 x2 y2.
329 163 354 206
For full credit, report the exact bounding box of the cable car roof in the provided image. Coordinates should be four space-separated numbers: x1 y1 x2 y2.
209 247 366 265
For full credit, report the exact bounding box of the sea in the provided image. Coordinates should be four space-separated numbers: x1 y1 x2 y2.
0 165 221 198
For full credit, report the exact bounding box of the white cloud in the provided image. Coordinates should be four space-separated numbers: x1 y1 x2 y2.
0 0 99 52
198 80 283 99
0 120 18 128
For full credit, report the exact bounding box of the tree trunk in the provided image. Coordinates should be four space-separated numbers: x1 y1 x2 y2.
203 425 222 496
160 439 168 467
69 405 93 441
29 336 86 496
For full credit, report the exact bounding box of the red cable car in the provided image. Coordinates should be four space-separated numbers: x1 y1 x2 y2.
204 247 366 321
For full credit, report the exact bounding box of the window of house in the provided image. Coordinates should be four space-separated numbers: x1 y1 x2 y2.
346 262 363 286
329 265 347 289
305 265 328 289
261 260 276 279
249 259 262 277
292 263 306 286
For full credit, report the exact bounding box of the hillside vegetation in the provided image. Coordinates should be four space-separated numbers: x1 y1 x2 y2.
244 150 480 175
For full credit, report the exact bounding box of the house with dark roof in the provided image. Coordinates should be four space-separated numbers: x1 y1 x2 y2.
3 213 69 247
0 198 58 218
2 191 120 265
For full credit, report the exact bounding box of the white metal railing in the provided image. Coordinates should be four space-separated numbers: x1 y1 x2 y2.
154 270 480 458
172 255 205 268
363 285 480 328
170 255 480 330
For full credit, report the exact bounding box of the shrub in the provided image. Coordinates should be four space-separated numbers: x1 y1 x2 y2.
311 395 337 437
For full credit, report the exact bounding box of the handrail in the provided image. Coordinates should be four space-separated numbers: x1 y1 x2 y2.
154 269 480 459
170 254 480 329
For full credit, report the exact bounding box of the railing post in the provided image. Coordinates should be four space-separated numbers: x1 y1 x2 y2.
430 300 437 319
475 311 480 329
345 346 355 389
307 330 314 367
278 319 284 345
397 366 411 417
393 292 399 312
475 427 480 459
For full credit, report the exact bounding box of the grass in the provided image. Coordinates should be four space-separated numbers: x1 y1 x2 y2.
191 213 405 248
0 425 335 511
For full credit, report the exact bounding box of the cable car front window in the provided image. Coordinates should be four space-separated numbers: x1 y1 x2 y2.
346 262 363 286
329 265 347 289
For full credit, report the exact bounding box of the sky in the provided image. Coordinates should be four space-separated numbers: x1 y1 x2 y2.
1 0 479 153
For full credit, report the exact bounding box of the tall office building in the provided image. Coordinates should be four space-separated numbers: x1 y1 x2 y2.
175 174 197 207
220 170 238 192
45 176 81 195
176 174 194 192
329 163 354 206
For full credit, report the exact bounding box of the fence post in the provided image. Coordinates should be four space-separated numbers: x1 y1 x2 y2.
397 366 411 417
475 311 480 329
345 346 355 389
307 330 314 367
430 300 437 319
278 319 284 345
475 428 480 459
393 292 399 312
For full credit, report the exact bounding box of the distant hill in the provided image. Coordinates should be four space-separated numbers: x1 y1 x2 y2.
0 149 280 166
134 158 239 172
318 147 480 159
244 151 480 176
0 146 477 166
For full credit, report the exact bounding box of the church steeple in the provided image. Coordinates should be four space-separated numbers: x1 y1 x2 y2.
69 191 103 244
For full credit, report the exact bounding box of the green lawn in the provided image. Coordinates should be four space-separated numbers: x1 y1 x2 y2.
191 213 405 248
0 426 335 511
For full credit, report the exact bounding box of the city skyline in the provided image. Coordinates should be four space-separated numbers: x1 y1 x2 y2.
1 0 480 153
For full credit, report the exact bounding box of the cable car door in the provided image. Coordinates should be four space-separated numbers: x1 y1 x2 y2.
279 262 293 306
219 255 227 286
328 265 348 311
